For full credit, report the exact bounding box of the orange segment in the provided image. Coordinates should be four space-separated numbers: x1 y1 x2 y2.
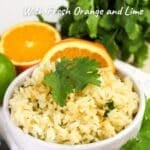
51 48 107 67
42 38 115 72
0 22 61 67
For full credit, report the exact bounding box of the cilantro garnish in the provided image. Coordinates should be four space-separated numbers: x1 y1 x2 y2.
57 0 150 67
43 57 100 106
121 99 150 150
104 100 115 117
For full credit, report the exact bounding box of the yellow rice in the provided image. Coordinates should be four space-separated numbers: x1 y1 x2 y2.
9 61 139 145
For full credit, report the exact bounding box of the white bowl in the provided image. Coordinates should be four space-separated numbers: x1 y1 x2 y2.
2 60 146 150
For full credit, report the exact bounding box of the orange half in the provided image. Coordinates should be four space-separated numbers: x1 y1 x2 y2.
0 22 61 68
42 38 115 72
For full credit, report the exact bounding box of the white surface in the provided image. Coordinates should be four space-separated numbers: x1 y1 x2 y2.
1 60 147 150
115 60 150 98
0 0 149 72
0 1 66 149
0 1 64 149
0 0 150 149
0 108 18 150
0 0 67 34
142 44 150 73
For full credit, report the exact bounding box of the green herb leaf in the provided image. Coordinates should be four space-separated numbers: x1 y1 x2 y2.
86 14 99 38
134 44 148 67
77 0 94 10
121 99 150 150
106 101 115 110
143 8 150 24
36 14 44 22
59 13 74 37
44 57 100 106
125 0 136 6
104 100 115 117
97 30 119 59
69 20 88 38
144 27 150 42
59 0 150 67
44 72 71 106
125 21 142 40
99 15 117 30
36 14 56 27
94 0 109 10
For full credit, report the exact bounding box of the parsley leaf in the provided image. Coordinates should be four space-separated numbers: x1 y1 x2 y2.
121 99 150 150
43 57 100 106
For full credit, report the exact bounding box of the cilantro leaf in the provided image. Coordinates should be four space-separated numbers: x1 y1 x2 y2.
125 0 136 6
97 30 119 59
144 27 150 42
43 57 100 106
58 0 150 67
142 8 150 24
58 7 74 37
44 72 66 106
125 21 142 40
68 57 100 91
99 15 117 30
104 100 115 117
134 44 148 67
36 14 56 27
86 14 99 38
77 0 94 10
121 99 150 150
69 20 89 38
44 72 73 106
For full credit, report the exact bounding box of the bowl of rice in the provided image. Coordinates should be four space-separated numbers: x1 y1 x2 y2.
2 60 145 150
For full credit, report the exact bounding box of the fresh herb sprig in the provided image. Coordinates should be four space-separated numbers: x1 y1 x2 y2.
59 0 150 67
36 14 56 27
43 57 100 106
104 100 115 117
121 99 150 150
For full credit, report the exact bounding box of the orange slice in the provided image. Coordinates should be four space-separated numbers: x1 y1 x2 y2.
0 22 61 70
42 38 115 72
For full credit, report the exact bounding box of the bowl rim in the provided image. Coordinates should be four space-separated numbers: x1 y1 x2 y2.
2 61 145 149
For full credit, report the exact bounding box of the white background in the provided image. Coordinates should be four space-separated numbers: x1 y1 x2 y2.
0 0 67 34
0 0 150 71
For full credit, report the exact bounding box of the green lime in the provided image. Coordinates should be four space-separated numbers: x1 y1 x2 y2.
0 53 16 103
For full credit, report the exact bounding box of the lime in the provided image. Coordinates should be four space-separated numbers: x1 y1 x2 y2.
0 53 16 103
